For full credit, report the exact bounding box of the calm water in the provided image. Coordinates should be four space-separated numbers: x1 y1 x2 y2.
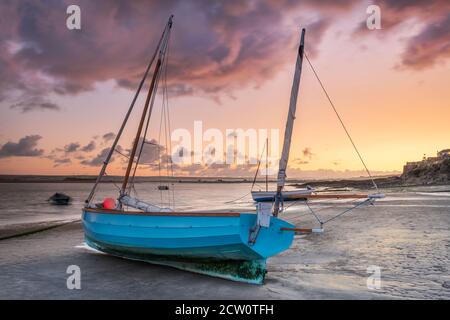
0 182 449 299
0 182 259 225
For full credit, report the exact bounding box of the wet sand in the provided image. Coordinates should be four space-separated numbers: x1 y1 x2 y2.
0 186 449 299
0 222 382 299
0 220 78 240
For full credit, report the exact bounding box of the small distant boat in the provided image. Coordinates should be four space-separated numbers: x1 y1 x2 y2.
48 193 72 205
157 185 169 191
251 188 313 202
249 134 313 202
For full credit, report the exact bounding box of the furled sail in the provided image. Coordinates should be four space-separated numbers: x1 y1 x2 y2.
273 28 306 216
119 195 172 212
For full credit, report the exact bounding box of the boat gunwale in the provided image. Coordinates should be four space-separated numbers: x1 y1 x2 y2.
83 207 243 217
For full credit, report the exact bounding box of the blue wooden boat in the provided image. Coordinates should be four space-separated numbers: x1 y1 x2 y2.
82 17 307 284
82 208 294 283
81 17 385 284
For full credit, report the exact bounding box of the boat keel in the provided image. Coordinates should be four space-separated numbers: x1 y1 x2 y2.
85 237 267 285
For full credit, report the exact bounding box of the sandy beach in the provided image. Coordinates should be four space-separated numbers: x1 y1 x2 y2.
1 183 449 299
0 221 383 299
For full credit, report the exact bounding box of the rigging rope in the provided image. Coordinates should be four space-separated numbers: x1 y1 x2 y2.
251 140 267 191
155 30 175 209
114 148 130 160
126 24 172 204
103 171 121 192
282 196 372 229
227 139 267 204
163 30 176 209
127 74 160 196
304 201 323 225
224 191 252 204
85 25 168 204
304 52 378 191
157 105 164 205
321 198 372 225
157 94 169 208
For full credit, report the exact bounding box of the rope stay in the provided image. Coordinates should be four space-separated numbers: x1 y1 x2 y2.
127 26 172 197
127 66 162 195
104 15 175 210
164 39 176 210
114 16 175 207
304 52 378 191
294 196 374 231
304 201 324 226
280 52 385 230
129 23 175 210
251 139 267 191
321 198 372 225
228 139 268 204
224 192 252 204
85 23 168 205
224 50 383 227
158 28 175 210
114 148 130 160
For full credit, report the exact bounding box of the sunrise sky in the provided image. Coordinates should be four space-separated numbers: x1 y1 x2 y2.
0 0 449 178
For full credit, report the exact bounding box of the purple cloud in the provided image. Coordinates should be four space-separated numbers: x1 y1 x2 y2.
0 134 44 158
80 147 110 167
1 0 448 115
53 158 71 167
0 0 338 112
400 13 450 69
102 132 116 142
64 142 80 153
81 141 96 152
353 0 450 69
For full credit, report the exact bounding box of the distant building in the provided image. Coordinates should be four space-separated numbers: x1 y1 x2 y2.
403 149 449 174
437 149 450 158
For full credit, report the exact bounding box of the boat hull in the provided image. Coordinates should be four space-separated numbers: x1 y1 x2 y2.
82 209 294 284
251 189 313 202
48 193 72 205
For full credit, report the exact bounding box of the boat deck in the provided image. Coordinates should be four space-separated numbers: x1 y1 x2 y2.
84 207 250 216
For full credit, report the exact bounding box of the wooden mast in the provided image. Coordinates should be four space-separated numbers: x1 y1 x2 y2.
273 28 305 216
265 137 268 192
120 16 173 195
85 23 168 206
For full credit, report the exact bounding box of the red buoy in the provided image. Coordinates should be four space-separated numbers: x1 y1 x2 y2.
103 198 116 209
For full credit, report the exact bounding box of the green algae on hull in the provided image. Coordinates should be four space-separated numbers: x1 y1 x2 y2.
85 237 267 284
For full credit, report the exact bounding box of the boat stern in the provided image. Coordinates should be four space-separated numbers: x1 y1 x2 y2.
239 213 295 259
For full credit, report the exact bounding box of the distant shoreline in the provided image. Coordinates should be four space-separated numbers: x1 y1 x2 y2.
0 174 273 184
0 174 398 185
1 174 448 189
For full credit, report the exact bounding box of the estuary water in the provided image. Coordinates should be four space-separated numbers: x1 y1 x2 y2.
0 182 449 299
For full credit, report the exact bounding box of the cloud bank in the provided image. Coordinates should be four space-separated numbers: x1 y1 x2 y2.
0 135 44 158
2 0 447 113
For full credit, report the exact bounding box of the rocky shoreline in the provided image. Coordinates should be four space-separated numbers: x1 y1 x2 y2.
294 156 450 190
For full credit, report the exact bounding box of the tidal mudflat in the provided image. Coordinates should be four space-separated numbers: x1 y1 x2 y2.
0 183 449 299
